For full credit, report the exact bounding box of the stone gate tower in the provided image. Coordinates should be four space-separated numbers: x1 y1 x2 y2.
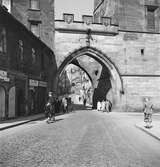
92 0 160 111
54 0 160 112
94 0 160 32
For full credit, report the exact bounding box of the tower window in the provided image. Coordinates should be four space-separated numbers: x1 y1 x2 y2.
146 6 158 30
30 22 40 37
95 70 99 76
30 0 40 10
2 0 11 13
141 49 144 56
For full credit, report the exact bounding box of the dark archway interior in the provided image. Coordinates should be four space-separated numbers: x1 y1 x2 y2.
92 65 111 108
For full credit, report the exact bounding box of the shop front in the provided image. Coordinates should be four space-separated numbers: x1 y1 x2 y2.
0 69 16 120
29 79 47 115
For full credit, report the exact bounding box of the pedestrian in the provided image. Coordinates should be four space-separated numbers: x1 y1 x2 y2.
83 98 87 106
101 100 106 112
105 99 110 113
45 92 56 123
55 97 59 114
67 97 72 113
57 97 61 113
62 97 67 113
66 97 69 113
44 100 51 119
143 98 153 128
97 101 101 111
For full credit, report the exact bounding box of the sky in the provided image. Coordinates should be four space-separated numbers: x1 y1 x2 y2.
55 0 94 21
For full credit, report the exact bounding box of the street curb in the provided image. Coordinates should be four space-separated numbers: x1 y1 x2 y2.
0 116 45 131
135 124 160 141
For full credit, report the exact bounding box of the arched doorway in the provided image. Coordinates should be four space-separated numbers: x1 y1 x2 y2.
53 47 123 109
0 86 6 119
8 86 16 118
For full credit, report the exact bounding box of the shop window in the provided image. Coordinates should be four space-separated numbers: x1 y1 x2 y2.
30 0 40 10
146 6 158 30
30 22 40 37
2 0 11 13
0 27 6 54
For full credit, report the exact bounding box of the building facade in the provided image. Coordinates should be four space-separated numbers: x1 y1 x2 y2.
0 0 55 51
0 6 56 120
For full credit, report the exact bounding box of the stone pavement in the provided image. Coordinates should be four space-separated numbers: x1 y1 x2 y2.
136 121 160 141
1 110 160 144
1 110 160 167
0 113 45 131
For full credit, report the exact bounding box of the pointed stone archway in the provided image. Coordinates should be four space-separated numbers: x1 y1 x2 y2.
53 46 124 109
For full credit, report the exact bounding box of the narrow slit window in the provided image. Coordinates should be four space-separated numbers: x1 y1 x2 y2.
141 49 144 56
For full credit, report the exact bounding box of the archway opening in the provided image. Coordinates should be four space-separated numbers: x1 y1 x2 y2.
57 64 93 107
54 47 123 110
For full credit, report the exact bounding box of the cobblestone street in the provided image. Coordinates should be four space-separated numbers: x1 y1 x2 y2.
0 110 160 167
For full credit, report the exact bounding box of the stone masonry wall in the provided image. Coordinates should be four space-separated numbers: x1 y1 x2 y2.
55 20 160 111
94 0 160 32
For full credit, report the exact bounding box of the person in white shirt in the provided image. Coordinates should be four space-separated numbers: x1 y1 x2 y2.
97 101 101 111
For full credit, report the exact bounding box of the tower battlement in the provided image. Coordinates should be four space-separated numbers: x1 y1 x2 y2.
55 13 119 36
56 13 117 26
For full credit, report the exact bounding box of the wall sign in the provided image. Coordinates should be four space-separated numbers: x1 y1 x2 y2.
0 70 10 82
29 79 47 87
38 81 47 87
29 79 38 87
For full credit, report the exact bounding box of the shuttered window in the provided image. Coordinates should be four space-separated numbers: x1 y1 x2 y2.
147 8 155 29
0 28 6 53
146 5 158 30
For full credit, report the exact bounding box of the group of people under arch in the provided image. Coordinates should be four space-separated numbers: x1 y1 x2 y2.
97 99 112 113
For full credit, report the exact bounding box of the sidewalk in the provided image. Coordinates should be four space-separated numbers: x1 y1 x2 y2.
136 121 160 141
0 112 72 131
0 113 45 131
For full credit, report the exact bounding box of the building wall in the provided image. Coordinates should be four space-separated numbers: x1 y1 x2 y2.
92 31 160 111
10 0 55 51
0 6 56 119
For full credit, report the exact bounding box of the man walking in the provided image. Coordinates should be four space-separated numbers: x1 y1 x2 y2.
45 92 56 123
143 98 153 128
